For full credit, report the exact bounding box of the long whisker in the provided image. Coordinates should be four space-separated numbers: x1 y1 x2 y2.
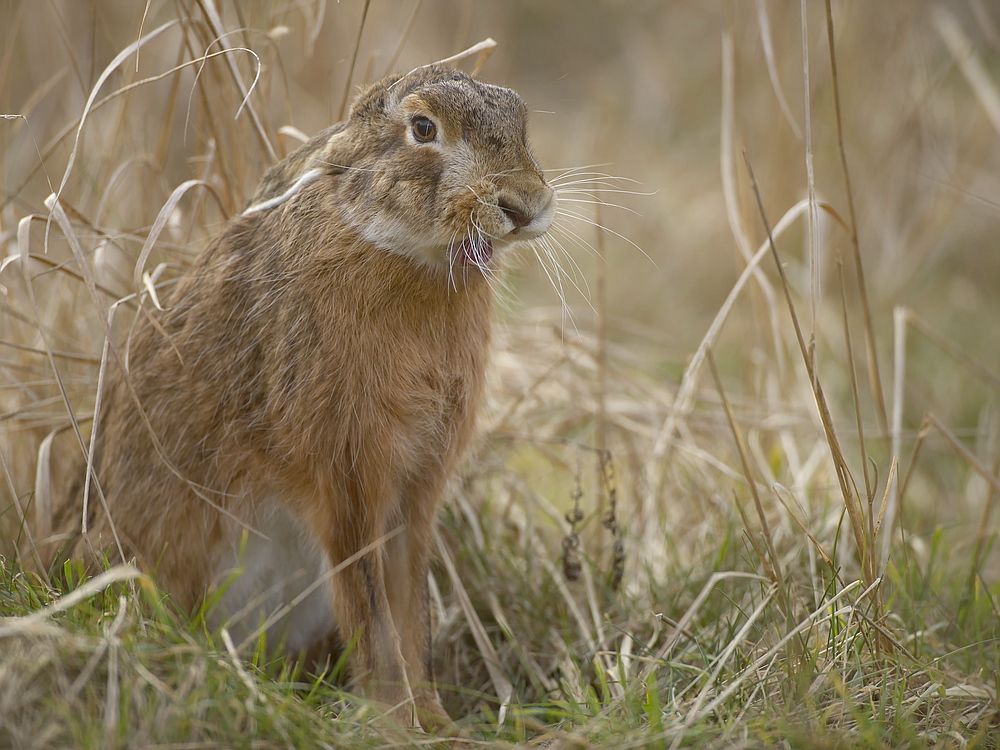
446 229 460 294
311 159 386 174
554 207 655 265
555 196 644 218
481 167 531 180
548 170 645 186
549 217 600 261
548 175 645 189
537 234 592 301
535 237 590 334
554 183 653 196
527 240 571 324
542 162 617 176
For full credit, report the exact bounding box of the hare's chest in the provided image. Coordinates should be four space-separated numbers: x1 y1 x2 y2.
358 328 482 426
374 365 479 462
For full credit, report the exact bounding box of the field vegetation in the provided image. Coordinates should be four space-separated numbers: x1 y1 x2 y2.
1 1 999 747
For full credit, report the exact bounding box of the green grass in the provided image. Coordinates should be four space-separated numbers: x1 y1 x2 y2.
3 1 1000 748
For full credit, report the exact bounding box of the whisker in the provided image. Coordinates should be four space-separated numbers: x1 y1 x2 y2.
555 184 654 197
549 175 645 189
549 218 600 260
549 175 644 189
542 163 616 176
538 234 592 300
529 242 571 324
311 158 386 174
554 208 654 265
553 184 637 197
481 167 528 180
446 230 460 294
555 196 643 218
532 238 587 333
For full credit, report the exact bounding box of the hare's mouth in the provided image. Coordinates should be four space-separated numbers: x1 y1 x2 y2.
458 236 493 267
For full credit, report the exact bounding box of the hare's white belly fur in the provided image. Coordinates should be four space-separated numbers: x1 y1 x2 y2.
208 499 335 655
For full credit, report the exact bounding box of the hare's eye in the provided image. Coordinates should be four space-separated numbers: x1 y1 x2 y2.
411 116 437 143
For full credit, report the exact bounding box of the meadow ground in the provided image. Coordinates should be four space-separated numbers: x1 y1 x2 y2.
1 2 999 748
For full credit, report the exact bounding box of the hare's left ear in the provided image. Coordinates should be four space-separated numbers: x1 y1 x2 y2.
243 124 353 217
315 126 356 177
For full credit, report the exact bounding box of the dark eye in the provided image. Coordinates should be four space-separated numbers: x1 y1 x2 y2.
411 116 437 142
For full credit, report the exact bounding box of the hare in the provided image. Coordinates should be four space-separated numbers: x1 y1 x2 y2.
47 65 556 728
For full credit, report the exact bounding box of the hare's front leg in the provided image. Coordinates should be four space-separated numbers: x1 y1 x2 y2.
307 477 414 717
383 474 452 729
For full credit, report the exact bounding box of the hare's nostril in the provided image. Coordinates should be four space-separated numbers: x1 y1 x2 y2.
498 198 531 229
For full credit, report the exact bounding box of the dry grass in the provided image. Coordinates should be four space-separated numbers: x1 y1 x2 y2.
2 1 1000 747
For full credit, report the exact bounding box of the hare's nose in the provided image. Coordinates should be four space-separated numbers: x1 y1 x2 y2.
498 198 532 229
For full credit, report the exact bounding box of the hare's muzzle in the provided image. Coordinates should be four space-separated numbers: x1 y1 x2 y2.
498 189 555 237
498 198 532 230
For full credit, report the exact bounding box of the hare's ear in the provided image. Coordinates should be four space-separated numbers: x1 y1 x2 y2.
315 125 356 176
243 125 353 217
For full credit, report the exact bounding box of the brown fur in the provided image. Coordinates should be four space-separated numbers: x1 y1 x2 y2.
44 65 555 728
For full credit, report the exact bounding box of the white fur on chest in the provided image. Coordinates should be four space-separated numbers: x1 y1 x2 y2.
208 500 336 656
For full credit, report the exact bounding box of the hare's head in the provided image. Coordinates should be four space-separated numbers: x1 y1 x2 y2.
292 66 555 273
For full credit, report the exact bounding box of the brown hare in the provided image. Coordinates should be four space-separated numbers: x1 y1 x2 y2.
47 64 556 729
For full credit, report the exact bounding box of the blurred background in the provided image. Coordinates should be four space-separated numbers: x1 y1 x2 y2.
4 2 999 373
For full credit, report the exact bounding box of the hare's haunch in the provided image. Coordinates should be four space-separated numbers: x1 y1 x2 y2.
49 65 555 728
